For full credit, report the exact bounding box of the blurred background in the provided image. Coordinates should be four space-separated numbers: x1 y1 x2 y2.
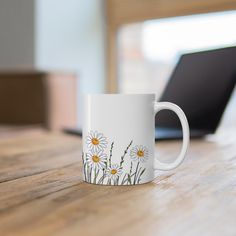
0 0 235 136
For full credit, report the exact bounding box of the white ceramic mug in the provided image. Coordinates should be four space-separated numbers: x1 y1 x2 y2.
82 94 189 185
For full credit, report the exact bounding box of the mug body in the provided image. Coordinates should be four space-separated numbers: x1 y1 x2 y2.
82 94 155 185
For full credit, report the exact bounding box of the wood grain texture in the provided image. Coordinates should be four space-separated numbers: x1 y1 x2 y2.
0 132 235 236
106 0 236 26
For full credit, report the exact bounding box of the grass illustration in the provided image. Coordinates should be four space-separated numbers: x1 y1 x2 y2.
83 131 147 185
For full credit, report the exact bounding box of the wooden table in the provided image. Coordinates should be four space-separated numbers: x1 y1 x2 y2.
0 131 235 236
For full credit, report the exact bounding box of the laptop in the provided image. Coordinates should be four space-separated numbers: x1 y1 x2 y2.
64 46 236 140
155 46 236 140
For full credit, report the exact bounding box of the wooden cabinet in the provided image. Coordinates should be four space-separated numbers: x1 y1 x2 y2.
0 71 77 131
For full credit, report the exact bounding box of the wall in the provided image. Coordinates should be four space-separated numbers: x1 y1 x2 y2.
0 0 35 68
36 0 106 126
0 0 106 126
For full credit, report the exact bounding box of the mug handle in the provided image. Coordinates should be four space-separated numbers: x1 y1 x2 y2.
154 102 190 170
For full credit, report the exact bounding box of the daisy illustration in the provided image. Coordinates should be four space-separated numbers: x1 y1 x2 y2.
106 164 123 180
86 149 107 169
130 145 149 163
86 131 108 152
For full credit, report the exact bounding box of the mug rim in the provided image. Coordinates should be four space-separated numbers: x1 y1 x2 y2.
84 93 156 97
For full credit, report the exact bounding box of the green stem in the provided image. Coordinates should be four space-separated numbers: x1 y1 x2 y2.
137 168 146 184
93 167 100 184
109 142 114 168
121 173 128 185
126 161 133 185
102 169 105 184
127 174 132 185
129 162 133 175
136 166 142 182
133 162 140 185
98 171 106 184
120 140 133 168
93 167 96 184
89 165 92 183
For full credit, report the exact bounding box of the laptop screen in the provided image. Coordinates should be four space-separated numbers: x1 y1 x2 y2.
156 46 236 132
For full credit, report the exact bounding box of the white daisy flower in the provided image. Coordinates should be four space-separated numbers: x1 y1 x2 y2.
86 131 108 152
106 164 123 180
86 150 107 169
130 145 149 163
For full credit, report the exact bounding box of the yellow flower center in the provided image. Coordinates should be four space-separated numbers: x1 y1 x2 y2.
111 169 117 175
92 155 100 163
91 138 99 145
137 150 144 157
